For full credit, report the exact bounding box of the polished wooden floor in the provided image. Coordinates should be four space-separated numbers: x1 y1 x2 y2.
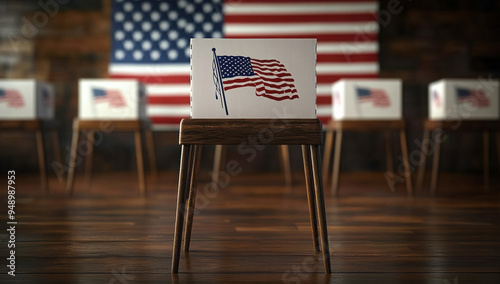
2 170 500 283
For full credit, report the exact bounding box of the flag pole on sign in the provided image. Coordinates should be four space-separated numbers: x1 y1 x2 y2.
211 50 222 108
212 48 229 115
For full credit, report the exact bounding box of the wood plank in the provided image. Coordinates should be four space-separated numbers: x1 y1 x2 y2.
7 273 500 284
2 171 499 281
76 120 144 131
0 120 41 130
179 119 323 145
327 120 406 131
423 119 500 131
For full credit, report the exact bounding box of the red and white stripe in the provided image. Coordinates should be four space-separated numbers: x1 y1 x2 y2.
94 90 127 108
459 90 490 108
433 91 442 108
0 90 24 107
370 89 390 107
225 0 379 123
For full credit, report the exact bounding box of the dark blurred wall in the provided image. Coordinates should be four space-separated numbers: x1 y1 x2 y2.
0 0 499 174
377 0 500 173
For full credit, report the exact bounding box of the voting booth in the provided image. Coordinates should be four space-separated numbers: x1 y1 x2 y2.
428 79 499 120
67 79 154 197
0 79 59 193
191 38 318 187
78 79 147 120
332 79 402 120
323 78 412 196
191 39 317 119
417 79 500 194
171 39 331 274
0 79 55 120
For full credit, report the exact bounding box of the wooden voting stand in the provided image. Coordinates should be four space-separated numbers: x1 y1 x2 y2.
211 145 293 188
171 119 331 274
323 120 413 196
0 120 61 193
416 120 500 195
65 119 157 196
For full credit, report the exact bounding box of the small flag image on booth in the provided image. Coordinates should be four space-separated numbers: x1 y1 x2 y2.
0 89 24 107
42 87 52 108
456 88 490 108
332 79 402 120
79 79 146 120
433 90 442 108
356 87 391 107
92 88 127 107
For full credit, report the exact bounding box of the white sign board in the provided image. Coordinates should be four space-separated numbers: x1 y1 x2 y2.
429 79 499 120
332 79 402 120
0 79 55 120
79 79 146 120
190 39 317 119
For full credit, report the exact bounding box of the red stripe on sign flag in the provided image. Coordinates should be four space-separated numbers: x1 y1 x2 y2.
109 0 379 129
0 89 24 107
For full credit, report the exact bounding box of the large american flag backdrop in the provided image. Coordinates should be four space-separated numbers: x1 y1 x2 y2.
109 0 379 130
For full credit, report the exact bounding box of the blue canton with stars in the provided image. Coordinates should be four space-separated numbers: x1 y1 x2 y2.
218 56 255 79
111 0 223 64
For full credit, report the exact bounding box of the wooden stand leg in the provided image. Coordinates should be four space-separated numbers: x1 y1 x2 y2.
51 130 62 165
385 132 396 193
310 145 331 274
134 130 146 196
416 130 430 192
497 131 500 176
183 145 202 252
322 129 334 185
483 130 490 189
279 145 293 188
301 145 319 252
399 130 413 196
430 130 442 196
66 119 80 196
385 132 394 173
83 130 95 190
172 145 192 274
331 130 342 196
212 145 226 186
35 129 48 193
145 129 158 181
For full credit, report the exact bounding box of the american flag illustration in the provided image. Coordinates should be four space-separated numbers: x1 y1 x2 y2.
109 0 378 128
212 50 298 115
333 90 341 106
42 88 52 107
0 89 24 107
92 88 127 107
456 88 490 107
356 87 390 107
433 90 442 108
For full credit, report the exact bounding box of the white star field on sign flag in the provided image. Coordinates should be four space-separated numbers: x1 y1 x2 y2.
218 56 255 78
